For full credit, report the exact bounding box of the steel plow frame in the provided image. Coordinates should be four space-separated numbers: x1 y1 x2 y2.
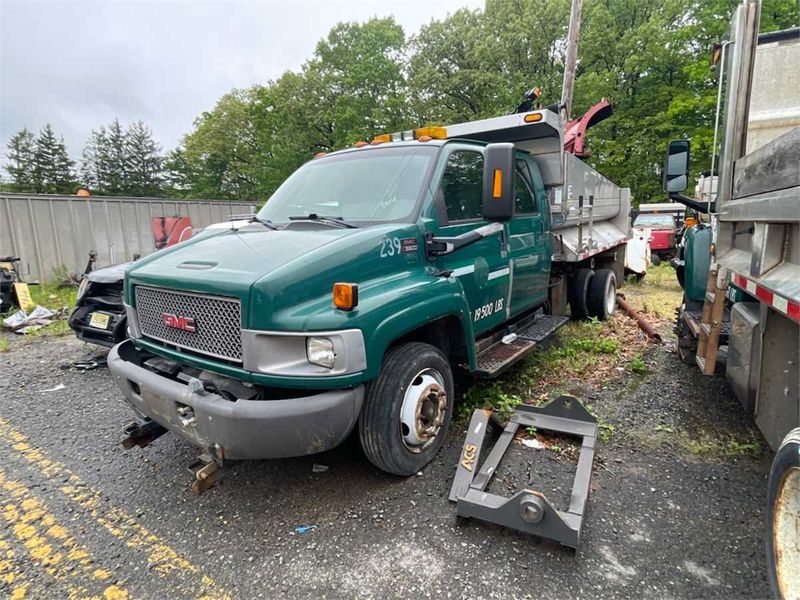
449 395 598 549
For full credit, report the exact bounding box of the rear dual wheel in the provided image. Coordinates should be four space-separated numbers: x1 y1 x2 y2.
568 268 617 321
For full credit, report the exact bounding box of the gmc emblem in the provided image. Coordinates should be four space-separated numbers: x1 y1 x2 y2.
162 313 196 332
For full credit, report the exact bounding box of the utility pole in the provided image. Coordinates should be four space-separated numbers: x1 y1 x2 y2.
559 0 582 220
560 0 582 122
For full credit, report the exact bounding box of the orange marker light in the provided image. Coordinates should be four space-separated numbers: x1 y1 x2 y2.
372 134 391 144
523 113 543 123
417 135 432 142
354 141 368 148
492 169 503 198
333 283 358 311
314 152 328 159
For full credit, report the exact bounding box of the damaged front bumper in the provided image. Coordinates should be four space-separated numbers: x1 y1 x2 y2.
108 340 364 460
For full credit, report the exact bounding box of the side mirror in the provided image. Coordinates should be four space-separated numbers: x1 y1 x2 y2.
663 140 691 193
482 143 516 222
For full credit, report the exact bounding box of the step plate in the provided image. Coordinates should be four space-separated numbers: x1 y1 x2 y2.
476 339 535 377
517 314 570 342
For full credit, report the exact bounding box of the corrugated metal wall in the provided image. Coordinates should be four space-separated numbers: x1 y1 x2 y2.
0 193 255 282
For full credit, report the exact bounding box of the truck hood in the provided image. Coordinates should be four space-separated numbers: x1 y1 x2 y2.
126 225 361 296
125 222 424 330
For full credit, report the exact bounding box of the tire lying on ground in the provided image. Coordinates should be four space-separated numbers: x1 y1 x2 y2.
359 342 454 476
568 268 594 320
587 268 617 320
766 427 800 600
651 253 662 266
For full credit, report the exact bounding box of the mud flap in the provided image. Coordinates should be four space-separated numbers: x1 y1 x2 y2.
449 395 598 549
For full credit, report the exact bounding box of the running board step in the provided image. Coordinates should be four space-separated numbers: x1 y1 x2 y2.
517 314 569 342
475 315 569 377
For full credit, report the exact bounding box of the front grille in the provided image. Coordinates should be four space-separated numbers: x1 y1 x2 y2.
135 286 243 362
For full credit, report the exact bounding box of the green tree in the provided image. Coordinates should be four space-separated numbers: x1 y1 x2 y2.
4 128 36 191
32 124 74 194
126 120 163 196
177 88 260 200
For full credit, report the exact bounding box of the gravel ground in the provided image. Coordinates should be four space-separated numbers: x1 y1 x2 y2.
0 334 772 599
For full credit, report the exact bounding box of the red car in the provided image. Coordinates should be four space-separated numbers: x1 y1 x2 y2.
632 211 681 264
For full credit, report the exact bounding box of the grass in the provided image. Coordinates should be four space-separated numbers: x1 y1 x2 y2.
624 262 684 320
0 336 8 353
458 316 637 419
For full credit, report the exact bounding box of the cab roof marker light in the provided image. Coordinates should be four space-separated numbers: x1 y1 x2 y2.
354 141 368 148
314 151 328 159
523 113 543 123
372 134 391 144
413 126 447 139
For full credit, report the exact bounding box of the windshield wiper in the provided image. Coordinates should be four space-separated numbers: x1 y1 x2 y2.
288 214 359 229
249 216 280 230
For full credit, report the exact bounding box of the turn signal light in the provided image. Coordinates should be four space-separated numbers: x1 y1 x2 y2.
333 283 359 311
492 169 503 198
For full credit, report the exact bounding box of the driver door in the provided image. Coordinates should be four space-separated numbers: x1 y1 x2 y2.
432 146 509 336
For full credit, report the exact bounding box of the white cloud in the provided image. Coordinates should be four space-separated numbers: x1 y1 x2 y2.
0 0 484 165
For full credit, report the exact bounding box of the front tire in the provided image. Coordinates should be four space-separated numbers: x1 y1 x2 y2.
587 269 617 320
359 342 454 476
766 427 800 600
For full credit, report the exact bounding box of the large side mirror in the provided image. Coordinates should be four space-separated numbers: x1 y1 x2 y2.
663 140 691 193
482 143 516 222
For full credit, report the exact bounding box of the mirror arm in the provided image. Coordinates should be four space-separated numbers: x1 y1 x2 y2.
668 192 715 215
426 222 504 258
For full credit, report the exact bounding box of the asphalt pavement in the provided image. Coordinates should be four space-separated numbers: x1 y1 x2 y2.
0 336 773 599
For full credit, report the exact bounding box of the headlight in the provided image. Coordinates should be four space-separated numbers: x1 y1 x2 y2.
76 277 91 303
306 337 335 369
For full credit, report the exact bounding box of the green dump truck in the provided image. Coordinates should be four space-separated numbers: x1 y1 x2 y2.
108 107 632 479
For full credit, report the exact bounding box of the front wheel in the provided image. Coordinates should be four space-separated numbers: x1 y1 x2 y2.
359 342 454 476
766 427 800 600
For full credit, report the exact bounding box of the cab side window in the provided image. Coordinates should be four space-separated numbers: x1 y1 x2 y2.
514 170 537 214
439 151 484 222
514 159 538 215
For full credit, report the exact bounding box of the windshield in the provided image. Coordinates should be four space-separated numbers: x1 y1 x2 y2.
258 146 438 224
634 214 677 228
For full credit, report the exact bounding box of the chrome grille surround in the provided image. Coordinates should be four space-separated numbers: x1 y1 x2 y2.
134 286 243 362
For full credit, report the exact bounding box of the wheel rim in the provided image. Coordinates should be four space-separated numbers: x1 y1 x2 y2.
774 466 800 598
605 278 616 315
399 368 447 453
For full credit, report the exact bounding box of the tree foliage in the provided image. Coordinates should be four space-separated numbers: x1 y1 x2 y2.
4 125 75 194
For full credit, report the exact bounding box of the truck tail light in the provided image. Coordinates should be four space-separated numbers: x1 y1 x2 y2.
333 283 358 311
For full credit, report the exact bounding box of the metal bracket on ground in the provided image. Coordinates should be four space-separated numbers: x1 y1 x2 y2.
449 395 598 549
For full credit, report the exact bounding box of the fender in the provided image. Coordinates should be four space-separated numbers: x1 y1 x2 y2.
363 279 476 380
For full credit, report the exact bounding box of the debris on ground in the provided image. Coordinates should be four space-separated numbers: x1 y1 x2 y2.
2 305 67 334
521 438 545 449
293 525 318 535
40 383 66 393
312 464 329 473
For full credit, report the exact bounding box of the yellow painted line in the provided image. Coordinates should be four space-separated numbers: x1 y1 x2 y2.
0 470 131 600
0 535 36 599
0 417 230 600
